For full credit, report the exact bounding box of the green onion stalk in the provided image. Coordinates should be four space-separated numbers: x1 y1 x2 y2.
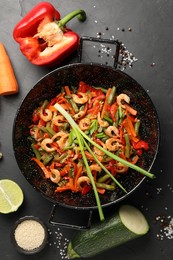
54 103 155 220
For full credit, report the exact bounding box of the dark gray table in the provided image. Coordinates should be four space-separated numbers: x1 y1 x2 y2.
0 0 173 259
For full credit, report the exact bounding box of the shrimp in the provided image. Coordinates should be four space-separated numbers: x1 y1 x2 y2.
97 112 109 128
89 164 102 173
73 110 86 120
93 141 107 156
116 162 128 173
116 93 130 108
41 138 56 152
52 132 69 148
72 92 89 104
105 138 122 151
77 176 90 190
50 168 61 183
79 117 90 131
105 126 119 137
52 115 65 126
72 146 79 161
40 108 52 122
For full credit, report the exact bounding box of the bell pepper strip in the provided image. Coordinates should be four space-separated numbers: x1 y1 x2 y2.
13 2 86 66
133 140 149 150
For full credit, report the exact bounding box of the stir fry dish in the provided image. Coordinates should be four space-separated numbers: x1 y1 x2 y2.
29 81 151 197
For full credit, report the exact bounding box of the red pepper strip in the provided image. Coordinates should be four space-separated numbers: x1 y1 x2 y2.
60 164 71 176
81 184 92 195
110 103 118 122
133 140 149 150
13 3 86 66
89 94 105 108
87 100 100 115
31 157 50 179
38 118 46 127
78 81 88 93
32 108 40 123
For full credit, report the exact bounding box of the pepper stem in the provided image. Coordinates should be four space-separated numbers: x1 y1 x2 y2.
58 9 86 28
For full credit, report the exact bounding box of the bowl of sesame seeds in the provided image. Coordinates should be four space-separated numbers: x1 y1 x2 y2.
11 216 48 254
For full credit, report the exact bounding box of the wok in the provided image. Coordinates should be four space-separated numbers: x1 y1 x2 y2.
13 63 159 212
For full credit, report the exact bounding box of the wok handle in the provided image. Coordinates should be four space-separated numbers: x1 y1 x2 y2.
78 36 120 68
48 204 93 230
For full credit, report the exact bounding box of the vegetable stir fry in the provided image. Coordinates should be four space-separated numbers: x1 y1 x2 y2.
29 81 151 197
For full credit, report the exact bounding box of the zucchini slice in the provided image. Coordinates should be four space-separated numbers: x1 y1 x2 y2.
67 204 149 258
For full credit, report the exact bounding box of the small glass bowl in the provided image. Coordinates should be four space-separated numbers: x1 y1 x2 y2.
11 216 48 254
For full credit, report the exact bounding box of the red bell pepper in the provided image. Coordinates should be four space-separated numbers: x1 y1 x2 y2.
13 2 86 66
133 140 149 150
132 140 149 151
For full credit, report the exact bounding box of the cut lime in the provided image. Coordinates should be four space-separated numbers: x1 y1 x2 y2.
0 179 24 214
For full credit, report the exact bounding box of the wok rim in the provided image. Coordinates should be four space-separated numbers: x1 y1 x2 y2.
12 62 160 210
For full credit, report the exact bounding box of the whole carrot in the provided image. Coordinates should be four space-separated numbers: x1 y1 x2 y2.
0 42 18 95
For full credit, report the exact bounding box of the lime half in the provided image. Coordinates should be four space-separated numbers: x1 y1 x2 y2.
0 179 24 214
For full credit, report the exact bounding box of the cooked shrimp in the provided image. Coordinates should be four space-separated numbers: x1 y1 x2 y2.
116 162 128 173
40 108 52 122
41 138 55 152
50 168 61 183
105 126 119 137
89 164 102 172
93 141 107 156
97 112 109 128
105 138 122 151
77 176 90 190
73 110 86 120
117 93 130 108
72 92 89 104
72 146 79 161
52 132 69 148
79 117 90 130
53 115 65 126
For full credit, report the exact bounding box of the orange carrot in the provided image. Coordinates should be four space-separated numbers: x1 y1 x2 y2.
64 85 71 96
74 166 82 190
101 88 111 119
31 157 51 179
97 188 106 194
0 42 18 95
124 103 137 116
131 155 139 164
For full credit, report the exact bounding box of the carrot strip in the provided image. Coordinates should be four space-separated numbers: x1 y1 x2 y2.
97 188 106 194
56 177 76 192
74 166 82 190
47 105 57 112
131 155 139 164
31 157 50 179
0 42 18 95
101 88 111 119
64 85 71 96
124 103 137 116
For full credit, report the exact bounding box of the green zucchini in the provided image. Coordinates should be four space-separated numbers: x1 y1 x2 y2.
67 204 149 258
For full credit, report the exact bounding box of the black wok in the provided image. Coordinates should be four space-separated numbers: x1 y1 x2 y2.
13 63 159 212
